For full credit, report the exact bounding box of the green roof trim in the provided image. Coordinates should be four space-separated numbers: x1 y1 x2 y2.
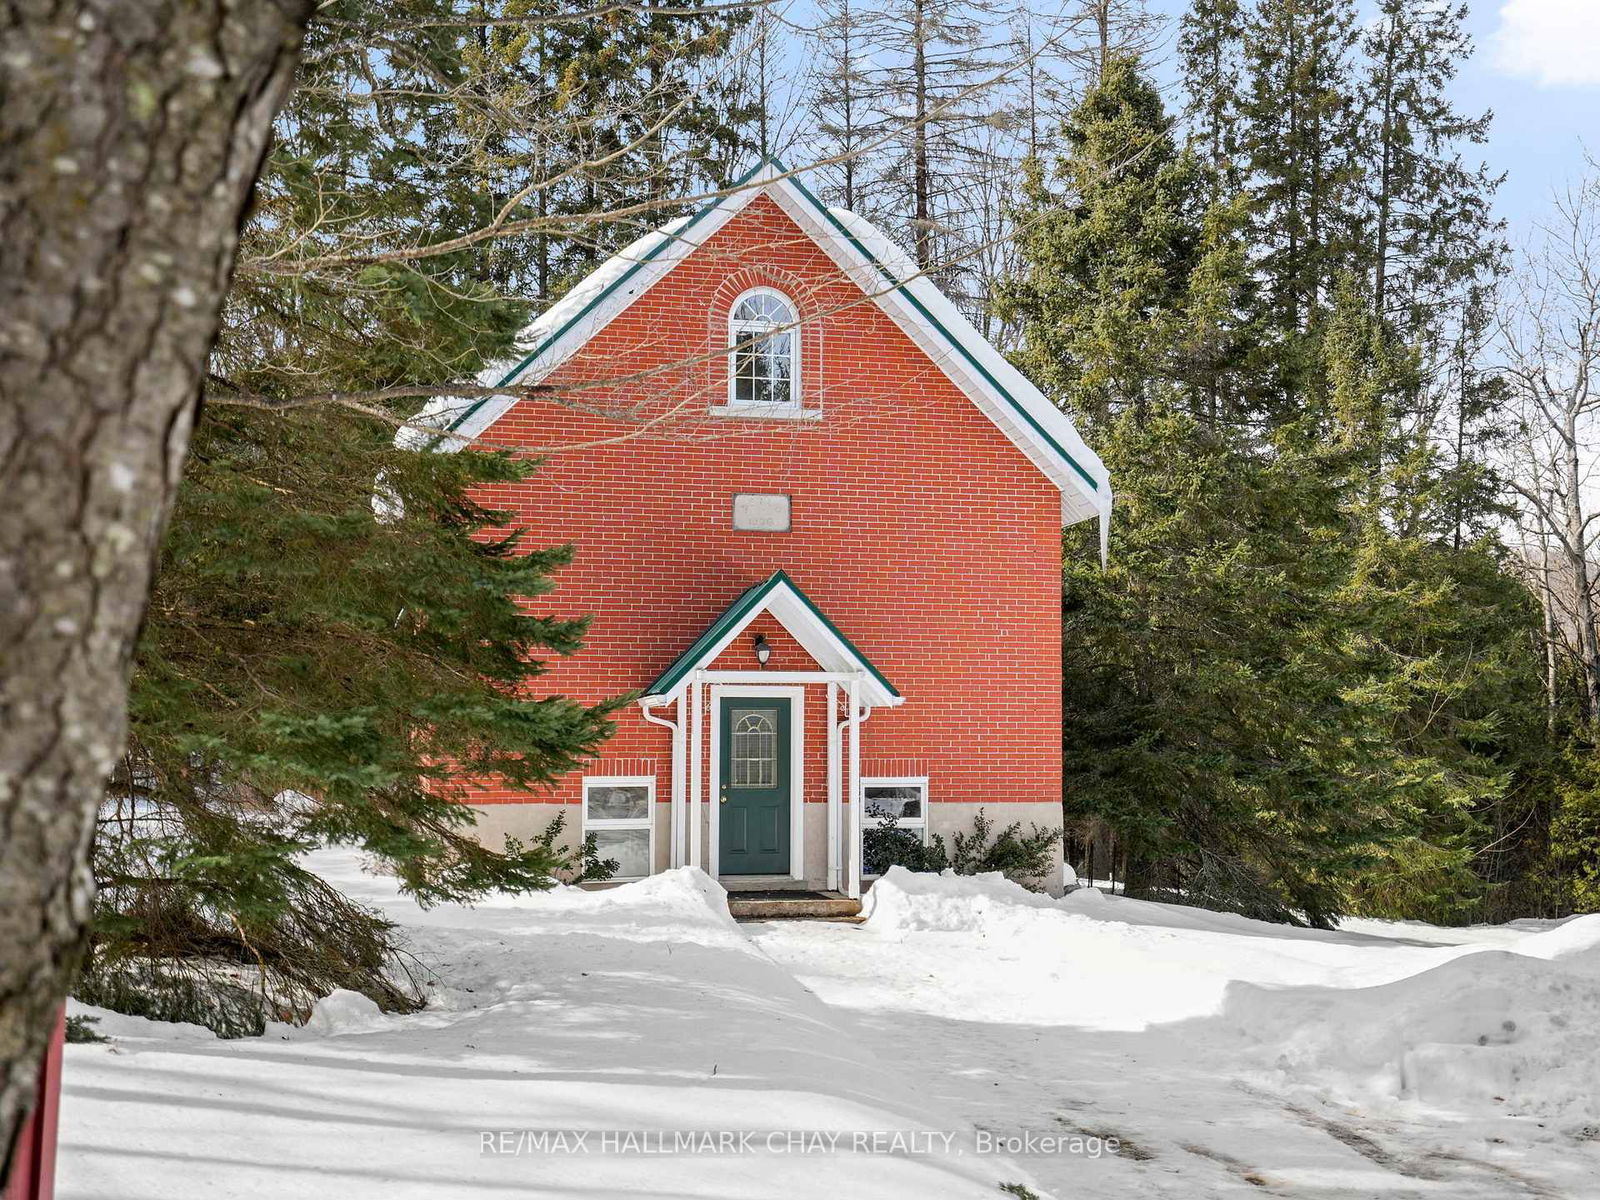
645 569 900 700
431 155 1098 499
781 170 1101 495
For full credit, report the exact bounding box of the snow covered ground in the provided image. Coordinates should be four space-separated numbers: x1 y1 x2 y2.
57 858 1600 1199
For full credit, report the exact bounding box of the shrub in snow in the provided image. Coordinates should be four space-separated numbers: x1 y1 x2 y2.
65 1014 108 1044
533 809 617 884
863 808 1061 889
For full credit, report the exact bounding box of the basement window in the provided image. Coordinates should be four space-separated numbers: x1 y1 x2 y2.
582 777 655 880
862 777 928 840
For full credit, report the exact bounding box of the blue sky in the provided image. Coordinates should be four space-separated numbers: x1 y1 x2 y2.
1450 0 1600 240
1140 0 1600 244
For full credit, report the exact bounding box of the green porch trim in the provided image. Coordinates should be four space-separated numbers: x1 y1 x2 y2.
645 569 900 701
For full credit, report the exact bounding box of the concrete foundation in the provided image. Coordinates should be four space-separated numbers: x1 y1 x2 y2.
466 799 1064 895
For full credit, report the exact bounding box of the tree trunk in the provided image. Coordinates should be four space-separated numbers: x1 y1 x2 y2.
1373 19 1395 322
1540 546 1560 734
912 0 931 271
0 0 311 1180
1560 434 1600 720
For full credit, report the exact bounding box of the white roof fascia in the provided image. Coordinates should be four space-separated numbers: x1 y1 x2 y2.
763 180 1110 526
410 169 774 452
405 159 1111 533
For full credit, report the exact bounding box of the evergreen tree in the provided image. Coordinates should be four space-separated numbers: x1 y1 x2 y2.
1060 407 1372 925
1310 283 1545 921
997 56 1208 430
462 0 758 291
1358 0 1508 551
1178 0 1245 198
1007 58 1361 923
1010 46 1547 925
83 0 757 1032
1360 0 1502 333
88 406 620 1033
1240 0 1365 413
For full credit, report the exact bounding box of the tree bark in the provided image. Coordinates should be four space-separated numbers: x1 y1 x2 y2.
0 0 311 1180
1560 430 1600 720
911 0 930 271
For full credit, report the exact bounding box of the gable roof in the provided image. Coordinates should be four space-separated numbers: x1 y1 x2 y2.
405 158 1111 528
643 570 901 708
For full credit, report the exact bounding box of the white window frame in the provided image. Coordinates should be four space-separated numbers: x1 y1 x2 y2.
717 287 805 417
860 776 930 878
582 775 656 881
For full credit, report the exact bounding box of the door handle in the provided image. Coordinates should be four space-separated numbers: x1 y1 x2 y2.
720 789 729 804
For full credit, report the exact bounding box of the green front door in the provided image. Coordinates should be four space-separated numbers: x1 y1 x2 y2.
718 697 791 875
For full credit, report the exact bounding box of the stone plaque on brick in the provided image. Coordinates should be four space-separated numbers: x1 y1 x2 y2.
732 493 791 532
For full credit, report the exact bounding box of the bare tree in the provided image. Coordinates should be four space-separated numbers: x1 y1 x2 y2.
0 0 311 1177
1501 167 1600 722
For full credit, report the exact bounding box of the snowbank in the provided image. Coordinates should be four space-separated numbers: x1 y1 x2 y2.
863 866 1058 934
274 989 390 1039
65 999 217 1045
1224 944 1600 1121
857 867 1600 1127
60 855 1028 1200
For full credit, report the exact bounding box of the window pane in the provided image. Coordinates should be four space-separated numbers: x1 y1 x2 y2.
586 784 649 821
864 785 922 821
733 336 759 403
731 709 777 787
735 293 793 324
729 294 795 407
594 827 651 878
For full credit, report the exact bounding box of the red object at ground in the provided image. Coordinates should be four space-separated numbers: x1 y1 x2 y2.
4 1011 63 1200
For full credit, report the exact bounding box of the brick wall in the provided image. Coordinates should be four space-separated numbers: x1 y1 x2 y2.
456 194 1064 820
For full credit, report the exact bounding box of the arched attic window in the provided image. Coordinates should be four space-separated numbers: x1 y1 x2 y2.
728 288 799 409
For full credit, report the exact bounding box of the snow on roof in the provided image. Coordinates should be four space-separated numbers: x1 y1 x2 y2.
397 215 694 450
814 200 1110 527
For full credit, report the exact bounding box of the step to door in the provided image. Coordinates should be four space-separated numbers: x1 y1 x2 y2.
726 890 862 920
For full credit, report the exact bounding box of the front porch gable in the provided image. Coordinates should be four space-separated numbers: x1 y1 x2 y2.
640 569 901 709
637 571 899 900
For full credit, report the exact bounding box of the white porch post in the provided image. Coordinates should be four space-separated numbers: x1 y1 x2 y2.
687 678 703 871
826 681 841 892
846 675 862 900
671 699 686 866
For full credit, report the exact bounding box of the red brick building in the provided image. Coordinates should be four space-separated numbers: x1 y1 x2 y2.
413 160 1109 897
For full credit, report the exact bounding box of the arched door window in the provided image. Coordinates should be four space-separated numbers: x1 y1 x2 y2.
730 710 778 787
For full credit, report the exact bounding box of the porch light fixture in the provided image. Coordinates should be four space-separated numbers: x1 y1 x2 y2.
753 633 772 667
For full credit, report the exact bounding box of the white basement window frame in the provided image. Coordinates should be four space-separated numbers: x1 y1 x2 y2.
861 776 930 847
582 776 656 881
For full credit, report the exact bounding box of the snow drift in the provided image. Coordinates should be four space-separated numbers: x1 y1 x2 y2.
861 867 1600 1125
1223 925 1600 1121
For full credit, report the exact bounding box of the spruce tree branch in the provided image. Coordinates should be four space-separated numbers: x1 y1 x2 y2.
206 382 554 412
